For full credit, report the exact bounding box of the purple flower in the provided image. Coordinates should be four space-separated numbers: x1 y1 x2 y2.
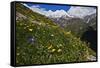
27 36 35 44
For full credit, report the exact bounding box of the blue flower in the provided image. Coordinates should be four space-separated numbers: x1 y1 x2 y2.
27 36 35 44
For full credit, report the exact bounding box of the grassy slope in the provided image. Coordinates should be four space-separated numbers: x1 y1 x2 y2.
16 3 95 65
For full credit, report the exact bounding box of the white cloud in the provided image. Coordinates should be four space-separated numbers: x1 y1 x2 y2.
67 6 96 18
45 10 70 18
22 3 96 18
22 3 70 18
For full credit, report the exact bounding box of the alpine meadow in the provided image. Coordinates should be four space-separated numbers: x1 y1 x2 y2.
15 2 97 65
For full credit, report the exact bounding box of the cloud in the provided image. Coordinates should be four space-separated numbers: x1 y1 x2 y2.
22 3 96 18
46 10 70 18
22 3 70 18
67 6 96 18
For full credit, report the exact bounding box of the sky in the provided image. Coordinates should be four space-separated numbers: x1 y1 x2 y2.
26 3 71 11
23 3 96 18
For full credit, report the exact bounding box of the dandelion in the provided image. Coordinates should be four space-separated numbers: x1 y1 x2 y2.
51 49 56 52
29 28 33 31
57 49 62 52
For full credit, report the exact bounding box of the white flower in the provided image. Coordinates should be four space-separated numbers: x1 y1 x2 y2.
38 23 42 25
51 34 54 36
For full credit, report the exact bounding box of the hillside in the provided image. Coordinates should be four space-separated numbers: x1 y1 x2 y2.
50 16 96 38
16 3 96 65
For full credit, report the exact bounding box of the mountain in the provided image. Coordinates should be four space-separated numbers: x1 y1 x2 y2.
16 3 96 65
49 15 88 37
83 13 97 30
67 6 96 18
49 12 97 37
46 10 72 18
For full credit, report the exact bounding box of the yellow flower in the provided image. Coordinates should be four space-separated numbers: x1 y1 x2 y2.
17 53 20 56
51 49 56 52
57 49 62 52
16 60 19 63
59 44 63 46
20 23 23 26
17 47 20 49
24 27 27 29
51 34 54 37
26 26 29 27
38 23 42 25
48 45 52 49
73 45 75 47
65 31 71 35
29 28 33 31
24 24 27 25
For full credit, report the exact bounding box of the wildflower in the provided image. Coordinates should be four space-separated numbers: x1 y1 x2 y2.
37 27 40 29
20 23 23 26
26 26 29 28
23 52 26 55
43 31 45 32
57 49 62 52
59 44 63 47
38 23 42 25
17 53 20 56
24 27 27 29
51 34 54 37
51 49 56 52
48 45 52 49
27 36 35 44
74 37 77 40
16 60 19 63
24 24 27 25
65 31 71 35
29 28 33 31
73 45 75 47
57 44 63 48
17 47 20 49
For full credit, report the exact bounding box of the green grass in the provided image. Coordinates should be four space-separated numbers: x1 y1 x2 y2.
16 3 96 65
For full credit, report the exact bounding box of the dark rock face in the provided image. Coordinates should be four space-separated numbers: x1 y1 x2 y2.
81 26 97 52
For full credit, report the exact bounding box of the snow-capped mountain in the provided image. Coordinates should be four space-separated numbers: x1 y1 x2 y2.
23 3 96 19
22 3 97 29
45 10 71 18
22 3 72 18
67 6 96 18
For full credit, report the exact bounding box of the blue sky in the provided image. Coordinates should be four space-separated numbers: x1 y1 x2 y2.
23 3 96 18
26 3 71 11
